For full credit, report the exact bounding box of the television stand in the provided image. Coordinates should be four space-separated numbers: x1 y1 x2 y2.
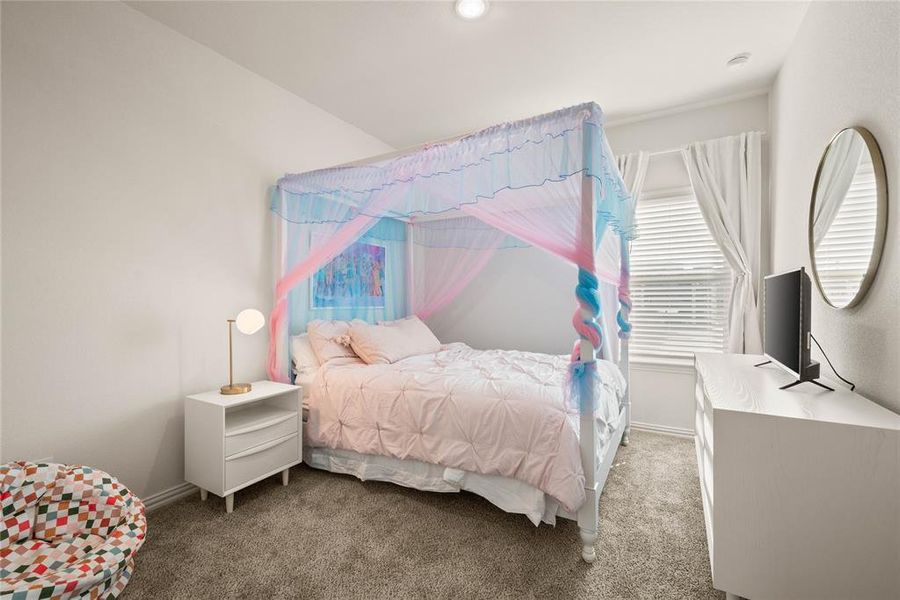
779 378 834 392
753 359 833 391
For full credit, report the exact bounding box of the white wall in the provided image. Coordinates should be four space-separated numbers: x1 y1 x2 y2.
0 4 3 459
428 94 770 433
0 1 391 497
770 1 900 413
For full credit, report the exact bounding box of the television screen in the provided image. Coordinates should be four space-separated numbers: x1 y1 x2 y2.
764 270 802 374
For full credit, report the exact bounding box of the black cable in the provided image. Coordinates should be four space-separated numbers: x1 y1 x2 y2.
810 333 856 391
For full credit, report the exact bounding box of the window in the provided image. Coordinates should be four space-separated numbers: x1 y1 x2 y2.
629 187 732 361
813 159 877 307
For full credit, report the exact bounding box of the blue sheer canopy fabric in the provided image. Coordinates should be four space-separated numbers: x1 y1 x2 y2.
272 102 635 244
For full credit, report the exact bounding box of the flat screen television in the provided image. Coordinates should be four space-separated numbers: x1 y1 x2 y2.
762 267 821 384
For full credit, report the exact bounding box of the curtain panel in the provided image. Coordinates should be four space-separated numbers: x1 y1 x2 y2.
682 132 764 354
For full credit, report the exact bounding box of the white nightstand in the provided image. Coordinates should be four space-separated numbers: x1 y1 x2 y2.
185 381 302 513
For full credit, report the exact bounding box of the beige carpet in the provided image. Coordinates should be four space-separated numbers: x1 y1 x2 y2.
125 430 721 599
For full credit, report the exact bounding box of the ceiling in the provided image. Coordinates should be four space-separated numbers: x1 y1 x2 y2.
129 1 809 148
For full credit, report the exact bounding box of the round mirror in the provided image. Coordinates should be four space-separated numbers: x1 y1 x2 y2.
809 127 887 309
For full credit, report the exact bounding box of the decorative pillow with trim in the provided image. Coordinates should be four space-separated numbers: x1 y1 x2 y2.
349 316 442 364
307 319 365 364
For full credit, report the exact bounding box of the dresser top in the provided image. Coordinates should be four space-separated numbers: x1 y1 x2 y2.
695 353 900 430
187 381 300 408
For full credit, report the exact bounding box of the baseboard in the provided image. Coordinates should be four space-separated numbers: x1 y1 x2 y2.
630 360 695 374
142 481 197 513
142 425 691 511
630 421 694 438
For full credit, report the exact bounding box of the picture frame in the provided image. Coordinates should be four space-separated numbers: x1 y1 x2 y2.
310 241 387 309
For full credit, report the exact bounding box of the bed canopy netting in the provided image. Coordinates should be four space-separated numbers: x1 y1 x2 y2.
269 102 636 404
269 101 636 562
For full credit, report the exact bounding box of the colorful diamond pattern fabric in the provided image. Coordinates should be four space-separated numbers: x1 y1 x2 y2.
1 512 33 549
1 465 52 519
0 462 145 599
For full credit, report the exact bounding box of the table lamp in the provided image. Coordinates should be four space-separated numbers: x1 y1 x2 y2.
221 308 265 395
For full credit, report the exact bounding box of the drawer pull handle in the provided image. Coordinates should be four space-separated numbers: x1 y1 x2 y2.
226 433 297 461
226 412 297 437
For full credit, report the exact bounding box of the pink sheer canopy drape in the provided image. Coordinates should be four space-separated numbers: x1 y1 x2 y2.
268 196 386 379
409 217 509 320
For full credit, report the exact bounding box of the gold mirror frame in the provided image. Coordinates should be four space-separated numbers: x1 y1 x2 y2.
808 126 888 309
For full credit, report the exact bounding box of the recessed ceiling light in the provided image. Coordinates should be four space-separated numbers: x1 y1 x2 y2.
726 53 752 71
455 0 488 20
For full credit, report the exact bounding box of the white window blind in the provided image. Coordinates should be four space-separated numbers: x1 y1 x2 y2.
630 188 732 360
814 160 877 307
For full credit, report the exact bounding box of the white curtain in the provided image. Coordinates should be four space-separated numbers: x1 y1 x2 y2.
682 133 763 354
616 152 650 202
812 132 865 247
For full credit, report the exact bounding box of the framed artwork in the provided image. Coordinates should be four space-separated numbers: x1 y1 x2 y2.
311 241 386 309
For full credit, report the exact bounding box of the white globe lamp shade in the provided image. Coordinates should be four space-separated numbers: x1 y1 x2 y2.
235 308 265 335
455 0 488 20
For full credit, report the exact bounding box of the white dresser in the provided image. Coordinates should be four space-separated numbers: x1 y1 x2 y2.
185 381 302 513
694 353 900 600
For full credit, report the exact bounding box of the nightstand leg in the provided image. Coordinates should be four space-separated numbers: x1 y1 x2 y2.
225 493 234 513
282 468 290 486
200 488 208 501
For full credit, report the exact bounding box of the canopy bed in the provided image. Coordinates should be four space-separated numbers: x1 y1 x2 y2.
267 102 636 562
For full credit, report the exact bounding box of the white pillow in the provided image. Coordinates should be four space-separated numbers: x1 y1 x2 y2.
349 316 441 364
306 320 362 364
290 333 320 373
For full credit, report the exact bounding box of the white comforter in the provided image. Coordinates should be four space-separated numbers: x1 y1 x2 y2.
304 343 625 513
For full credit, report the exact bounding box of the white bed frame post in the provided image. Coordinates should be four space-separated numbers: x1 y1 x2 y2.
406 221 415 316
576 147 600 564
620 342 631 445
621 236 631 447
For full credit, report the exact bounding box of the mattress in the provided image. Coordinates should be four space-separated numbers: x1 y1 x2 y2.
303 343 625 513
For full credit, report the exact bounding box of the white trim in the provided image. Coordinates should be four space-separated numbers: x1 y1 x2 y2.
604 88 770 129
631 358 696 374
646 135 767 160
630 421 694 438
142 481 197 513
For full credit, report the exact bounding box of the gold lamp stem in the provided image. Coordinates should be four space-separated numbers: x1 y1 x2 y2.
221 318 251 395
228 319 234 388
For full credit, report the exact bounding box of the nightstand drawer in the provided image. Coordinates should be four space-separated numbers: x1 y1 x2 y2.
225 433 299 492
225 409 298 457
